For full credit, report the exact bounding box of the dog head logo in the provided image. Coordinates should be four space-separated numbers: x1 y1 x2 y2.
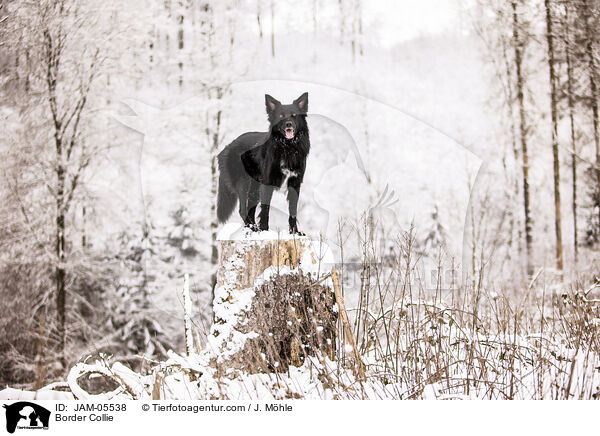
3 402 50 433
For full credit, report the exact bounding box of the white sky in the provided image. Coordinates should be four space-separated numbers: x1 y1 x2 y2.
363 0 469 47
262 0 470 49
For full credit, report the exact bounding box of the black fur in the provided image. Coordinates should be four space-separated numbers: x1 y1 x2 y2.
217 92 309 234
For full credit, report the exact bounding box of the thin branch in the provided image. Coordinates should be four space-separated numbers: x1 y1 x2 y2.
64 154 91 212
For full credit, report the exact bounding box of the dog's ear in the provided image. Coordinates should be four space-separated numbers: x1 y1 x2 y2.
265 94 281 114
293 92 308 113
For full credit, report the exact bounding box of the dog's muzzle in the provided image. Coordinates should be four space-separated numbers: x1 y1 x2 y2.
282 120 295 139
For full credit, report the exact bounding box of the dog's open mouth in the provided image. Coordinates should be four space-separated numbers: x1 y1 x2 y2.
284 127 295 139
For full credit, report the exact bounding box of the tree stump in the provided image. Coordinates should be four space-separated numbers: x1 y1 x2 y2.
207 228 338 374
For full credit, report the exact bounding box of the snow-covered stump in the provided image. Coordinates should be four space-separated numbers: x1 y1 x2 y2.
208 228 338 374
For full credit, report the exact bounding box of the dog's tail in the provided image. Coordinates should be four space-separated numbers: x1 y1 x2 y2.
217 163 237 223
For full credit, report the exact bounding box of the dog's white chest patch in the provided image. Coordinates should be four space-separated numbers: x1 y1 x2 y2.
280 163 298 191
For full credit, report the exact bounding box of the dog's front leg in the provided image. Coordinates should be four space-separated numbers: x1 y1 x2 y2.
245 181 260 230
258 184 274 231
287 177 304 235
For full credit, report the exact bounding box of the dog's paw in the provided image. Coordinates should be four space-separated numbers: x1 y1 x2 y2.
244 223 259 232
288 216 304 235
244 223 259 233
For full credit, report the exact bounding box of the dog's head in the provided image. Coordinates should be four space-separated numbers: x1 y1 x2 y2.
265 92 308 141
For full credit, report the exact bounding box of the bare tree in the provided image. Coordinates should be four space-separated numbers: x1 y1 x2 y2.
338 0 346 44
473 0 526 274
4 0 108 365
178 1 185 88
511 0 534 276
582 0 600 238
192 3 238 300
351 0 363 62
270 0 275 57
562 1 579 260
256 0 263 39
313 0 318 35
545 0 564 271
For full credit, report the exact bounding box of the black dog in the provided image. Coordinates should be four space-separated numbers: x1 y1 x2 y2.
217 93 309 234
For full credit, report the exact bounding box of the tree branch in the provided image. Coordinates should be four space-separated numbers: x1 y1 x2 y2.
64 154 91 212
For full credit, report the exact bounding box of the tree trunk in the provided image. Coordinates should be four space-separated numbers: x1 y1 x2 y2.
357 0 363 56
564 3 578 261
209 235 338 374
56 160 66 366
270 0 275 57
511 0 533 276
545 0 564 272
178 13 184 88
313 0 318 34
256 1 263 39
582 0 600 235
209 102 221 303
81 205 87 248
338 0 345 44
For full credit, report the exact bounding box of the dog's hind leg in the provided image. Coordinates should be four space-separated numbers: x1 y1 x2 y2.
236 180 249 224
258 184 274 231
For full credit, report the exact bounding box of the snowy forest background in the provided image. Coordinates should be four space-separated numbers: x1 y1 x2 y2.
2 0 600 399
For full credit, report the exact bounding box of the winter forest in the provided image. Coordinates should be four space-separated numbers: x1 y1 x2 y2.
2 0 600 400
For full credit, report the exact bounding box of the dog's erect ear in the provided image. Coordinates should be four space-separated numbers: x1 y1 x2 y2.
293 92 308 112
265 94 281 114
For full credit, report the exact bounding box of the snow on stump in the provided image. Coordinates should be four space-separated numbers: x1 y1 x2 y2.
209 225 338 374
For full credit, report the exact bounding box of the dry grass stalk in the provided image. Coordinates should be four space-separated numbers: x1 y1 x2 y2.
331 268 366 381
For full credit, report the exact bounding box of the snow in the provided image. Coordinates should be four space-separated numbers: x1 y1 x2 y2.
217 222 311 242
0 387 74 401
56 352 396 400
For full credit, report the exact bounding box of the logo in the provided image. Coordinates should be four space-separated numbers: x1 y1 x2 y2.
3 402 50 434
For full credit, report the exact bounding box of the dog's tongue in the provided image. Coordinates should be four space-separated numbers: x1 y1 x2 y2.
285 129 294 139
